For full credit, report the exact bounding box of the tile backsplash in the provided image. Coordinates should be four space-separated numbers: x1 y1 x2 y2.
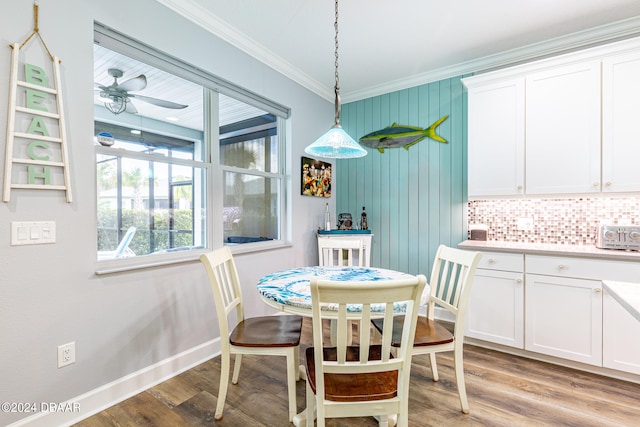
468 197 640 245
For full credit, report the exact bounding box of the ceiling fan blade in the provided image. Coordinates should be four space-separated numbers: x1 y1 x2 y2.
115 74 147 92
130 94 188 109
94 82 107 90
125 100 138 114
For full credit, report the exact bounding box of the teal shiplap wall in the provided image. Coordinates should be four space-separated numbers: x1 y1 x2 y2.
337 75 469 276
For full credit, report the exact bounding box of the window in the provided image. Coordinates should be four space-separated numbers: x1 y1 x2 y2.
221 113 283 244
94 25 289 267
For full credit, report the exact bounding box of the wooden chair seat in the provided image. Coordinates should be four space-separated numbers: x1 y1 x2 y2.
230 315 302 348
305 345 397 402
371 316 454 348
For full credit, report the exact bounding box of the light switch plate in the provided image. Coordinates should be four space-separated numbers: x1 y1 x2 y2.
11 221 56 245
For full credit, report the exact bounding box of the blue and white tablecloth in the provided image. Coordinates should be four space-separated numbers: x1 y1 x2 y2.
257 266 422 314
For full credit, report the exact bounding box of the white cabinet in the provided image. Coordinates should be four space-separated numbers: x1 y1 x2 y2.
525 61 601 195
467 79 525 197
603 291 640 375
466 252 524 348
464 38 640 197
602 50 640 192
525 273 602 366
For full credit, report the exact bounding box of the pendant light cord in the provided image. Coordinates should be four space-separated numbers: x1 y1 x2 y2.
333 0 342 127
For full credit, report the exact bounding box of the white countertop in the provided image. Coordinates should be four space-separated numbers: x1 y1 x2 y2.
458 240 640 262
602 281 640 322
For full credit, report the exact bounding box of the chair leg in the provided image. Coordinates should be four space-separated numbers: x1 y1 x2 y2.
376 415 390 427
429 352 439 382
453 345 469 414
286 350 298 422
294 346 301 381
305 379 317 427
216 351 231 420
231 354 242 384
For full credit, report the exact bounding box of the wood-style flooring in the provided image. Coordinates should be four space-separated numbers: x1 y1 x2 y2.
74 318 640 426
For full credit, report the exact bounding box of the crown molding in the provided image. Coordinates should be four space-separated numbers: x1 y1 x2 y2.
155 1 640 103
154 0 333 100
342 15 640 103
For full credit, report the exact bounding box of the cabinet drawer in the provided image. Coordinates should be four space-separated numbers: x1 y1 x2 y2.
526 255 640 281
477 252 523 272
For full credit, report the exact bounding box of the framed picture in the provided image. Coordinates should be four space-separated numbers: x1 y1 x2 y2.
301 156 331 197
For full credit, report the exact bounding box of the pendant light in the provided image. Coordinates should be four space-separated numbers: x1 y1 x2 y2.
304 0 367 159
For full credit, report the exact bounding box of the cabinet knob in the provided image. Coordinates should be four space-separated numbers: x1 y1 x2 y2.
517 185 523 191
557 264 565 270
592 182 600 188
487 258 496 264
605 181 612 187
595 288 601 293
515 279 523 284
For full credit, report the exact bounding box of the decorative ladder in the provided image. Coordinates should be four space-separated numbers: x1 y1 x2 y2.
3 3 72 202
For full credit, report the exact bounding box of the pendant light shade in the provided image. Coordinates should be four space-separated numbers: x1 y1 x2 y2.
304 0 367 159
305 124 367 159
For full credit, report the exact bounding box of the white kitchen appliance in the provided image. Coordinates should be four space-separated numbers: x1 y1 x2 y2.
595 224 640 250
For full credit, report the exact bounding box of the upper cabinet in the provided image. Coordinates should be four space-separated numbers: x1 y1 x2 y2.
467 79 524 196
464 38 640 198
525 61 601 195
602 51 640 193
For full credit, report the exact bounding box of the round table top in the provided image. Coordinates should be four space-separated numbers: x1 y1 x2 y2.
257 266 420 315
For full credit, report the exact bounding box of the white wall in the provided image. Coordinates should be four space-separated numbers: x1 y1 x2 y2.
0 1 333 425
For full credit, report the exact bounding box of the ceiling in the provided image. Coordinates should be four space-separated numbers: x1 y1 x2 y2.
156 0 640 102
95 1 640 131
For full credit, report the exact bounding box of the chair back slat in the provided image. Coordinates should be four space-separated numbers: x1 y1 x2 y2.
310 274 427 379
200 247 245 337
318 237 367 267
427 246 483 338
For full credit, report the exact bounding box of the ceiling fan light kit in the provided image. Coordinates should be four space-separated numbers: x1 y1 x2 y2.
305 0 367 159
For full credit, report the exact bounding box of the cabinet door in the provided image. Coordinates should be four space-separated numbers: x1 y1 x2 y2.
467 79 525 197
466 269 524 348
525 61 601 194
525 274 602 365
603 291 640 375
602 51 640 192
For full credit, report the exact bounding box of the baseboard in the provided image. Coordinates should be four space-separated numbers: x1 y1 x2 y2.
8 339 221 427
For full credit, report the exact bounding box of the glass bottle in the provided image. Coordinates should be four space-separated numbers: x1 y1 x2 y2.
361 206 368 230
324 203 331 231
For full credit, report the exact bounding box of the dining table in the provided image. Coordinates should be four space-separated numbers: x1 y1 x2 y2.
256 265 427 427
257 265 427 317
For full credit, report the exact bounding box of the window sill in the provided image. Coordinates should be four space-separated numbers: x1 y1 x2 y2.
94 240 291 275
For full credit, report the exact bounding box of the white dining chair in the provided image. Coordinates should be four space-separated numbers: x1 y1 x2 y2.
305 273 427 426
372 245 482 414
200 247 303 421
317 236 368 267
317 236 368 345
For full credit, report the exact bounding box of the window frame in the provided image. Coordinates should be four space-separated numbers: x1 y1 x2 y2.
94 25 291 274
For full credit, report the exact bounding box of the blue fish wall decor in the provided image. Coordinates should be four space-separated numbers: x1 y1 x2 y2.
359 115 449 153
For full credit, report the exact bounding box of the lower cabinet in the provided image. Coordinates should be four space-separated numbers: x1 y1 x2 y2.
524 274 602 366
603 291 640 375
466 254 524 348
464 248 640 377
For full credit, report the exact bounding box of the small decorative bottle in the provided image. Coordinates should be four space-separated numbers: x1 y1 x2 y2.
361 206 368 231
324 203 331 231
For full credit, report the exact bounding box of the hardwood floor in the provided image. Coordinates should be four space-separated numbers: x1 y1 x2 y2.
75 318 640 426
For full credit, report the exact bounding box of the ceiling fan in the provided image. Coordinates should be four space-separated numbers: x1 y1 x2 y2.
95 68 188 115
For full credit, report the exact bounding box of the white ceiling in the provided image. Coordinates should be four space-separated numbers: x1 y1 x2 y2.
156 0 640 102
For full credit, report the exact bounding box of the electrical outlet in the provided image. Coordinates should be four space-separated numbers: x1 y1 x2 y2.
517 217 534 231
57 342 76 368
